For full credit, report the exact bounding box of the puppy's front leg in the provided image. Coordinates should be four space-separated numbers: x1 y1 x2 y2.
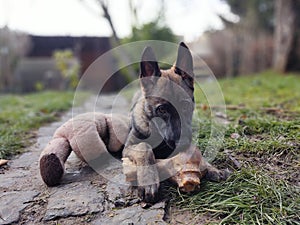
122 142 159 203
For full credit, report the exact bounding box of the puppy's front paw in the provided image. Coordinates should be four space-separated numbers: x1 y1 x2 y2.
138 182 159 204
136 163 160 204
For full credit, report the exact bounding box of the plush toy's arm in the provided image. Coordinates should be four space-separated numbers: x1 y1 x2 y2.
39 137 71 186
39 112 130 187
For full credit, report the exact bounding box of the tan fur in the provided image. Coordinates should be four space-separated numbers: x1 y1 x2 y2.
161 68 182 85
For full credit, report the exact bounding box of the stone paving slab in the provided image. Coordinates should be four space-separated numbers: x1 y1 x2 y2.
9 151 40 169
44 181 105 221
0 191 40 225
93 202 167 225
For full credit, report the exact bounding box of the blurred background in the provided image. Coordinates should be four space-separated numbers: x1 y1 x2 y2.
0 0 299 93
1 1 299 222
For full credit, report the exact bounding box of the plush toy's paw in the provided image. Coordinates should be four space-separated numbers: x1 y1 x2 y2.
177 173 200 193
40 153 64 186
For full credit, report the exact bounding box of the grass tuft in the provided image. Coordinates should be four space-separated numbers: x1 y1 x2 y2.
0 91 88 159
179 71 300 224
173 168 300 224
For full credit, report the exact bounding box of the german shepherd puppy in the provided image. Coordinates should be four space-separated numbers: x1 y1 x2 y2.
39 42 228 204
123 42 228 203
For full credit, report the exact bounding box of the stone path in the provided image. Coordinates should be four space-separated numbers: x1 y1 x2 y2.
0 95 171 225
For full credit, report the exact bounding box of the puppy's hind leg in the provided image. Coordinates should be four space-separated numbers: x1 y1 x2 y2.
39 137 71 186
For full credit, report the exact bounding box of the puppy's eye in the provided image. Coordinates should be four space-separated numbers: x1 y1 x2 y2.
156 105 167 115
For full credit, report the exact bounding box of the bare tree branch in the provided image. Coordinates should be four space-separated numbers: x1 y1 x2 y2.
96 0 119 43
80 0 136 80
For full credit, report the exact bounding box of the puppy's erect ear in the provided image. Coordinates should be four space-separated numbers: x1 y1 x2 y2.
140 46 161 94
175 42 194 88
140 46 161 78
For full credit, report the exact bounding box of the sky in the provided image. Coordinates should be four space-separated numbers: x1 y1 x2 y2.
0 0 236 42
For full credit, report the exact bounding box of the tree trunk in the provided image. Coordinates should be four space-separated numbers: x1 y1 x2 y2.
273 0 296 72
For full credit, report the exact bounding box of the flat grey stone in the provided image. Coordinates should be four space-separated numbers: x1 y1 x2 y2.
38 126 57 137
44 181 105 221
0 191 39 225
106 174 132 202
98 160 129 185
93 202 167 225
0 170 31 189
9 152 40 169
36 136 52 149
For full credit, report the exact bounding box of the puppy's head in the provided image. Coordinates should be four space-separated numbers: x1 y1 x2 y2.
139 42 194 151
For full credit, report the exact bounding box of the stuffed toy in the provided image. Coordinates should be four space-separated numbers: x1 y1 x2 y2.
39 112 130 186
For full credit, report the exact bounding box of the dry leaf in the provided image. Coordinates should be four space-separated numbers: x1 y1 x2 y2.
0 159 8 166
230 133 240 139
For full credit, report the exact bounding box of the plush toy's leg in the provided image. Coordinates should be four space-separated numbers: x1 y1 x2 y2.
39 137 71 186
69 123 110 167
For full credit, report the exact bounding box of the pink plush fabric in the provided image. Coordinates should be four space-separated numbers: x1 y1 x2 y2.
39 112 130 186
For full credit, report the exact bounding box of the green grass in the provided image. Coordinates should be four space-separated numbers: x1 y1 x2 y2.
175 71 300 224
174 168 300 224
0 91 87 159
